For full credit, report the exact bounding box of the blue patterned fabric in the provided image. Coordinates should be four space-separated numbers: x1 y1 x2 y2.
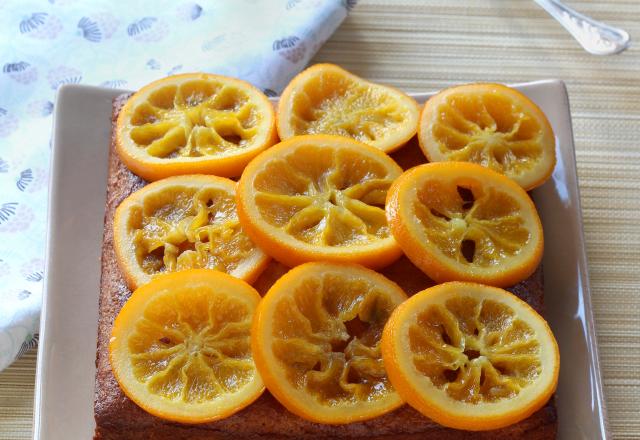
0 0 352 371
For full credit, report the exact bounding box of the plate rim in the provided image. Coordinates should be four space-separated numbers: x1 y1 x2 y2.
546 79 609 438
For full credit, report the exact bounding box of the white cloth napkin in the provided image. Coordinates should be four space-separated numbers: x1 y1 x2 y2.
0 0 353 371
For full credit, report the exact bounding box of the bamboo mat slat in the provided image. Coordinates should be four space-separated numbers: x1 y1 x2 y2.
1 1 638 438
0 350 36 440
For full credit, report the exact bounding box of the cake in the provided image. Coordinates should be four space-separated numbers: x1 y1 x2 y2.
93 94 557 439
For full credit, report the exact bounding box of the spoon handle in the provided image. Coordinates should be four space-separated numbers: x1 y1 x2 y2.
534 0 631 55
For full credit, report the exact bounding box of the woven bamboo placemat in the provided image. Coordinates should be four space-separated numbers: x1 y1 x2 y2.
1 1 638 438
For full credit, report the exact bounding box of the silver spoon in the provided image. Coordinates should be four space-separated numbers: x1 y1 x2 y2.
534 0 631 55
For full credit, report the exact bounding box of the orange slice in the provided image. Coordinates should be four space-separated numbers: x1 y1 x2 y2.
236 134 404 269
418 83 556 190
116 73 277 181
382 282 559 431
109 269 264 423
114 174 269 290
277 64 420 153
252 262 408 424
386 162 543 287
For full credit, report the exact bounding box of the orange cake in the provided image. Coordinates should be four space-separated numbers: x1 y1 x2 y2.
93 94 557 439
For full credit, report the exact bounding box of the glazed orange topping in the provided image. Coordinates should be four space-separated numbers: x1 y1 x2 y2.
382 282 559 431
278 64 419 153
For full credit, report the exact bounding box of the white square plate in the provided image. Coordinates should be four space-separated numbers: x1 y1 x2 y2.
35 81 608 439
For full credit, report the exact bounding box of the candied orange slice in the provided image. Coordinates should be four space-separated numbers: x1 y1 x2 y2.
277 64 420 153
252 262 407 424
109 269 264 423
418 83 556 190
116 73 276 181
236 134 404 269
114 175 269 290
382 282 559 431
386 162 543 287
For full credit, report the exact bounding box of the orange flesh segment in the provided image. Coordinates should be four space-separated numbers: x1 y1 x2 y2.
109 270 264 424
381 282 559 431
116 73 276 180
237 135 403 269
114 175 268 290
278 64 419 152
419 83 555 190
252 262 407 424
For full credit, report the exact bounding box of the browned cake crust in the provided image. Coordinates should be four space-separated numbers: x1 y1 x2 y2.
94 95 557 440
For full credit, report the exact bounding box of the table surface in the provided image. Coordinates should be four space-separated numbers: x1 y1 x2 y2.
1 1 638 438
